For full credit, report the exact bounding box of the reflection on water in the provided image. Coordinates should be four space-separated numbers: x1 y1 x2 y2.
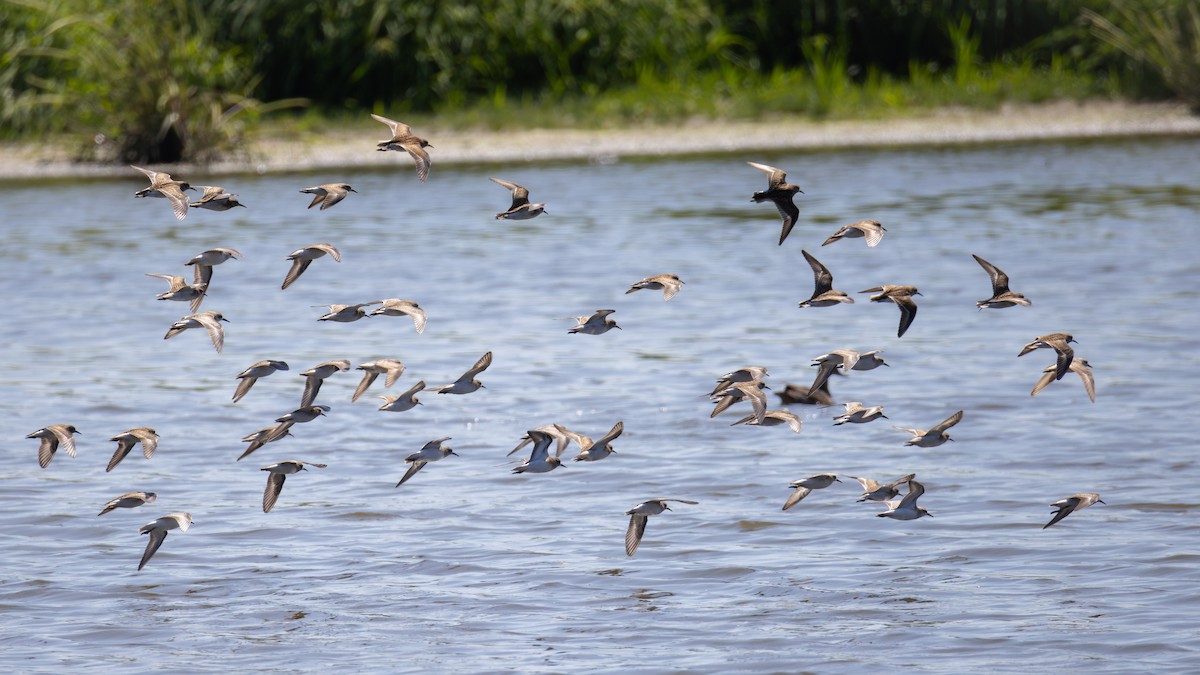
1 136 1199 671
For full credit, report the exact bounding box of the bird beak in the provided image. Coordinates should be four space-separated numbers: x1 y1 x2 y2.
880 414 889 419
349 187 358 193
1097 499 1106 505
614 325 623 330
221 317 230 322
914 291 924 296
300 466 308 471
947 437 955 442
834 477 842 482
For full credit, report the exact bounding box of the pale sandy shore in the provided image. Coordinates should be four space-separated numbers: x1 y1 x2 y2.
1 101 1197 181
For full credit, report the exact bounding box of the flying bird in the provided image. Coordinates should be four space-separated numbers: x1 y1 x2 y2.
370 299 427 333
233 359 289 403
1031 358 1095 403
568 309 620 335
106 427 159 472
822 220 886 247
489 178 546 219
747 161 802 245
300 183 357 210
137 512 192 571
895 410 964 448
189 185 246 211
379 380 425 412
430 351 492 395
261 460 327 513
1043 492 1105 529
972 254 1031 309
877 480 933 520
1019 333 1076 381
145 273 207 312
782 474 841 510
131 165 193 220
799 250 853 308
98 491 157 516
625 274 684 301
860 285 921 337
300 360 351 407
624 498 698 556
371 114 433 181
395 438 457 487
353 359 406 402
26 424 80 468
282 243 341 290
163 311 228 352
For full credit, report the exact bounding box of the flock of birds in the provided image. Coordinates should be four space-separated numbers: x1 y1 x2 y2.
24 114 1106 571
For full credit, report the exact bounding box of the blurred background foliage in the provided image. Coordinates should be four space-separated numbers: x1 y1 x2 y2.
1 0 1196 162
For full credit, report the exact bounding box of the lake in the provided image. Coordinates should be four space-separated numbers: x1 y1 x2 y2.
1 136 1198 672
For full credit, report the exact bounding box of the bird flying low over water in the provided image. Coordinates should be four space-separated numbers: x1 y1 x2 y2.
261 460 327 513
822 220 886 247
300 183 357 210
568 309 620 335
282 243 341 290
370 299 428 333
189 186 246 211
782 474 841 511
26 424 80 468
895 410 963 448
396 438 457 487
972 254 1031 309
624 498 698 557
848 473 915 502
1031 358 1095 403
861 285 921 337
833 401 887 425
164 311 228 352
1019 333 1076 381
799 250 853 308
353 359 406 402
300 360 351 407
877 480 933 520
131 165 193 220
184 247 241 287
747 162 802 245
379 380 425 412
99 491 156 516
372 114 432 181
1043 492 1104 529
489 178 546 219
511 429 567 474
106 427 159 472
145 273 207 312
626 274 684 301
138 512 192 571
430 351 492 395
233 359 289 403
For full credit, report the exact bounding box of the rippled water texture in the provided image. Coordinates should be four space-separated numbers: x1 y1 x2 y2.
2 137 1199 672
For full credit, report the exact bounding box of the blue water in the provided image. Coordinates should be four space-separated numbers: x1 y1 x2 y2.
2 136 1199 672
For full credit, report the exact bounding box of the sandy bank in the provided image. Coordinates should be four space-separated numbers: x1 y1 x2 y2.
1 101 1197 181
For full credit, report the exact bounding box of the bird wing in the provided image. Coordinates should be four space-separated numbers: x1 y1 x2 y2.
402 142 431 182
281 259 312 290
625 514 648 556
106 438 134 473
849 475 881 492
929 410 964 435
463 351 493 378
319 187 348 210
370 113 405 137
746 161 785 187
233 376 258 403
660 277 682 301
802 250 833 295
263 473 287 513
1076 363 1096 403
860 222 885 247
1054 344 1075 381
893 295 918 338
594 421 624 448
395 460 426 487
138 528 168 571
972 254 1010 295
1043 496 1081 529
782 486 812 510
193 314 225 353
897 480 926 509
773 197 799 245
352 371 379 402
159 183 190 220
1030 369 1056 398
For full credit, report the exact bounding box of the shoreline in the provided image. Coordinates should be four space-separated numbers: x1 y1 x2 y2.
1 100 1197 181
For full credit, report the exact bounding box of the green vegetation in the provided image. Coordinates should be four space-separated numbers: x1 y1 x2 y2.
1 0 1195 162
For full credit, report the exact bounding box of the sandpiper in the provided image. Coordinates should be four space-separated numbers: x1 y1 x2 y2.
625 498 698 556
973 254 1031 309
1044 492 1104 529
782 474 841 510
184 247 241 287
731 409 802 433
822 220 886 247
238 424 292 461
710 381 768 422
379 380 425 412
106 427 159 473
300 183 357 210
860 285 921 337
282 243 341 289
189 186 246 211
511 430 566 474
774 380 835 406
809 349 888 392
145 273 207 312
315 302 381 322
1031 358 1095 403
300 360 351 407
1019 333 1076 381
137 512 192 571
371 114 432 181
799 250 854 308
395 438 457 487
26 424 80 468
848 473 915 502
430 351 492 394
877 480 933 520
271 405 330 440
489 178 546 219
833 401 887 425
353 359 406 402
560 421 624 462
895 410 963 447
625 274 684 301
569 309 620 335
370 299 427 333
261 460 327 513
747 162 802 245
710 366 769 396
233 359 289 403
99 491 156 516
163 311 228 352
131 165 193 221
